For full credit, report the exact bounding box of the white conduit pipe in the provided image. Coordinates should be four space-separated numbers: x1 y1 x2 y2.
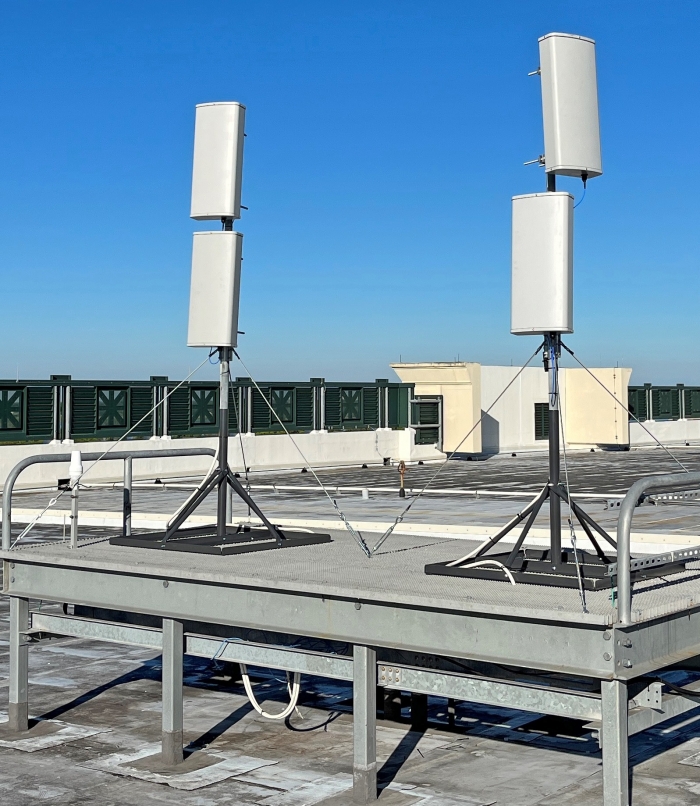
240 664 301 720
456 559 516 586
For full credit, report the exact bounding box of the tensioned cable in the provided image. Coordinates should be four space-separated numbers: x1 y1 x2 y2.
556 353 588 613
560 343 688 473
228 368 250 493
229 367 252 520
10 353 213 548
232 349 371 557
371 341 545 555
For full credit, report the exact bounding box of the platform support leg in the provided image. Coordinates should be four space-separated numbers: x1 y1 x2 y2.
162 618 184 765
9 597 29 732
411 693 428 730
383 688 402 721
601 679 629 806
353 645 377 803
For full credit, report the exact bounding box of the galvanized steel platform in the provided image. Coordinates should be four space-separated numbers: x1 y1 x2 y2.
5 520 700 805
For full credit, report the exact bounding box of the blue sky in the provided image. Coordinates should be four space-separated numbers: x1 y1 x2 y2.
1 1 699 384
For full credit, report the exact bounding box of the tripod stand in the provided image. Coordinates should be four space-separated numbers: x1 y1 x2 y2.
425 334 688 589
111 348 331 556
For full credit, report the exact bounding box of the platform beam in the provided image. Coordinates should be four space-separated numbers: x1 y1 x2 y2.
162 618 184 765
353 645 377 803
9 596 29 732
601 679 629 806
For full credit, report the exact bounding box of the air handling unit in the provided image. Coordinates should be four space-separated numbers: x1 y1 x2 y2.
112 102 330 556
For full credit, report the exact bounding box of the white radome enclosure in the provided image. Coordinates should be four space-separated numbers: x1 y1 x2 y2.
539 33 602 179
187 101 246 350
511 191 573 335
190 101 246 221
187 230 243 349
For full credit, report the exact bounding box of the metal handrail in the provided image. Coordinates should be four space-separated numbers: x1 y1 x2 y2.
616 470 700 625
1 448 216 551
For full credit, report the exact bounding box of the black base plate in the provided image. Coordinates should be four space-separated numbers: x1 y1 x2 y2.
425 548 689 590
110 524 332 556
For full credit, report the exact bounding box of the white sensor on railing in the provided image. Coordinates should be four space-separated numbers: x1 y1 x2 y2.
69 450 83 486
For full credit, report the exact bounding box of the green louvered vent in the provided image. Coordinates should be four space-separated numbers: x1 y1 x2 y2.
324 387 341 428
26 387 53 437
271 388 294 425
296 388 314 430
412 398 440 445
167 387 190 434
652 388 680 421
627 387 648 422
685 388 700 419
387 387 409 428
362 387 379 427
252 387 271 430
130 387 153 434
72 387 97 436
0 388 23 431
190 388 217 426
340 388 362 423
97 388 127 430
534 403 549 440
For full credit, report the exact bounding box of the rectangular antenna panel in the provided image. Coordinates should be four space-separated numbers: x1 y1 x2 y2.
539 33 602 178
190 102 246 220
511 192 573 335
187 231 243 348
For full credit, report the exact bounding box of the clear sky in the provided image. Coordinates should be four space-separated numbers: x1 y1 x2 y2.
1 1 699 385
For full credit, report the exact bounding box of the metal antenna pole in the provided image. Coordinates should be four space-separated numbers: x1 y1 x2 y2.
217 347 232 538
546 333 562 571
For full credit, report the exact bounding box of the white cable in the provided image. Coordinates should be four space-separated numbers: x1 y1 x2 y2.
445 488 545 567
456 559 516 585
240 663 301 720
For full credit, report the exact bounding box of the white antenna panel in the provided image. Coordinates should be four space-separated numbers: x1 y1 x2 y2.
187 231 243 348
511 192 573 335
539 33 602 179
190 102 246 220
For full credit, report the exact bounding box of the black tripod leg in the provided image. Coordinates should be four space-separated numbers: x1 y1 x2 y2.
571 507 611 563
164 470 222 541
472 486 549 559
227 471 285 545
504 500 544 567
551 485 617 550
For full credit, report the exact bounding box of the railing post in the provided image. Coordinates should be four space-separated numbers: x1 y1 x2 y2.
353 644 377 803
9 597 29 732
162 618 184 765
601 679 629 806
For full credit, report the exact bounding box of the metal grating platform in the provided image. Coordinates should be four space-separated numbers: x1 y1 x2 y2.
6 530 700 626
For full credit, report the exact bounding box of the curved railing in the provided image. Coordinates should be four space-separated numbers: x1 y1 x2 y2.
616 471 700 625
1 447 216 551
